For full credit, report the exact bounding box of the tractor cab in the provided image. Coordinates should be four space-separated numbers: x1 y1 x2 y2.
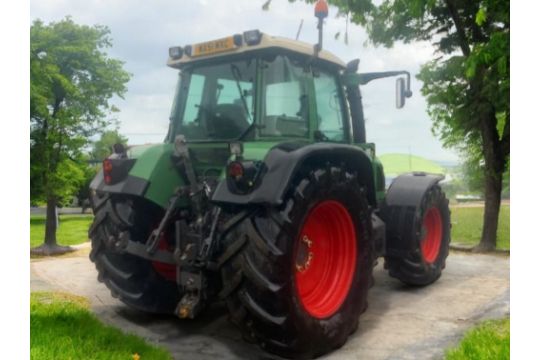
166 30 352 144
165 28 413 152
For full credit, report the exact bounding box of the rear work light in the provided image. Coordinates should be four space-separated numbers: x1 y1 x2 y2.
169 46 183 59
243 30 262 46
228 141 244 157
233 34 243 47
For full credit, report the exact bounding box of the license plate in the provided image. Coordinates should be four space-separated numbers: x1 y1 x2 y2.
192 37 236 57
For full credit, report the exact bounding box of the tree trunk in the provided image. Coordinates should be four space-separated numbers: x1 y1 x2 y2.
44 195 58 246
31 194 74 256
475 107 505 252
477 168 502 251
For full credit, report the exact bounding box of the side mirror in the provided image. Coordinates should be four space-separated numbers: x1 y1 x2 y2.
396 78 406 109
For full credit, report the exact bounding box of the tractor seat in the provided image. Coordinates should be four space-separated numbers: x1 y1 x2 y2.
210 104 250 139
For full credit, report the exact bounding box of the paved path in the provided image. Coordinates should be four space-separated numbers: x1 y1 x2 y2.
31 252 509 360
30 207 92 216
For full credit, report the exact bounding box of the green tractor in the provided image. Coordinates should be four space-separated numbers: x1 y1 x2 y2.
88 5 450 358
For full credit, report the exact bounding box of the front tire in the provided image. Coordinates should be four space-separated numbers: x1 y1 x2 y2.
384 185 451 286
220 166 373 358
88 194 182 314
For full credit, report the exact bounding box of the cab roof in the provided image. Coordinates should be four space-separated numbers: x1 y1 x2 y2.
167 32 346 70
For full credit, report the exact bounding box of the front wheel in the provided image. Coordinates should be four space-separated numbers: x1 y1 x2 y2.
220 166 374 358
384 185 451 286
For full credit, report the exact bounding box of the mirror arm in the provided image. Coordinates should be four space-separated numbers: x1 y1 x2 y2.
359 71 412 97
343 71 412 98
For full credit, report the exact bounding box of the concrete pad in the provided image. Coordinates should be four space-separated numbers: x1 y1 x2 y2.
31 252 509 360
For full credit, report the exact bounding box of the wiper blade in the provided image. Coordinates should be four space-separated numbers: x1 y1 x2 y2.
237 122 257 141
230 64 253 125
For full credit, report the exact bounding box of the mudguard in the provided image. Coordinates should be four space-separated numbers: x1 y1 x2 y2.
212 142 376 207
90 171 149 198
379 172 444 257
89 143 184 209
382 172 444 208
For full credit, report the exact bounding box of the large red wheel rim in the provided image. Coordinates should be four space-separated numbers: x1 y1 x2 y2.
294 200 357 319
421 207 443 264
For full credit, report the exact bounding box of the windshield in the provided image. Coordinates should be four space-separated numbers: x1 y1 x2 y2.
173 60 255 141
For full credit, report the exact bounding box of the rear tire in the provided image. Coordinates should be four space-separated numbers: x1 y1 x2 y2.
88 193 182 314
220 166 373 359
384 185 450 286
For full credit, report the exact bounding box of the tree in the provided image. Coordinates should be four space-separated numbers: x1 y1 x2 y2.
91 129 128 161
75 159 99 213
461 143 485 195
279 0 509 251
461 154 510 199
30 17 130 254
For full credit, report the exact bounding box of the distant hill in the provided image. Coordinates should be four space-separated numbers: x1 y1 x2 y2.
378 153 445 176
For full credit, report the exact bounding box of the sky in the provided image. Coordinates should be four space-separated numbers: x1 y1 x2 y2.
30 0 461 163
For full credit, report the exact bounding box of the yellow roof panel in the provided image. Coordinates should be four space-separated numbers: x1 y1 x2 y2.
167 33 346 69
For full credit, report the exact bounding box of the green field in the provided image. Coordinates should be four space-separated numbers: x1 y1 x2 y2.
31 292 171 360
445 318 509 360
379 153 444 176
450 205 510 250
30 215 93 248
30 204 509 251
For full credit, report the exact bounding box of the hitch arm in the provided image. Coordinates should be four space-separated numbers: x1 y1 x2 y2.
146 193 182 254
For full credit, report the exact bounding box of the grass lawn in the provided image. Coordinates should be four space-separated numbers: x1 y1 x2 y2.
450 205 510 250
31 292 171 360
446 318 509 360
30 215 93 248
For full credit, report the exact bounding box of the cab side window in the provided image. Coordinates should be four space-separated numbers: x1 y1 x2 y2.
183 74 205 125
313 71 346 142
265 81 303 118
261 55 309 138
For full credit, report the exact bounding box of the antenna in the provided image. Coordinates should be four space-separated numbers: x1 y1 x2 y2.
296 19 304 40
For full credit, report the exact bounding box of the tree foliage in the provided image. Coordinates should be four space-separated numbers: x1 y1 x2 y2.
30 17 130 250
91 129 129 161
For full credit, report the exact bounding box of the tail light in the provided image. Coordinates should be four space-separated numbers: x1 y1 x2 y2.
226 160 264 194
228 161 245 179
102 158 136 186
103 159 114 185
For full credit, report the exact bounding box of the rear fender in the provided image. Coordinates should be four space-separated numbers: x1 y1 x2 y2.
211 142 376 207
90 144 184 209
